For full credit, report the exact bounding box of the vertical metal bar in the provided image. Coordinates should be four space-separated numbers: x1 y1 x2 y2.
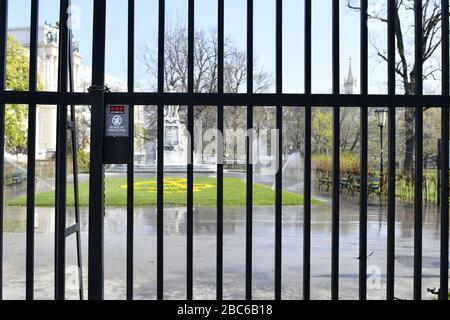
126 0 135 301
438 157 442 206
187 0 194 301
157 0 165 301
440 0 449 302
359 0 368 301
414 0 423 301
303 0 312 301
275 0 283 301
88 0 107 300
0 0 8 302
246 0 253 301
331 0 340 301
386 0 397 301
55 0 70 300
67 29 84 300
216 0 224 301
26 0 39 301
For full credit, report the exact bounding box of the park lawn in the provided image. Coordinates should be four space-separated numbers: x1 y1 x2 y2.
6 177 322 207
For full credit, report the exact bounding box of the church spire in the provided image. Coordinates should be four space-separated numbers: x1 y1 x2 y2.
346 57 354 84
344 57 356 94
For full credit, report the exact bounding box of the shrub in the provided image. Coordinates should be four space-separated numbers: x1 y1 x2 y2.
77 150 90 173
312 154 375 176
312 154 332 175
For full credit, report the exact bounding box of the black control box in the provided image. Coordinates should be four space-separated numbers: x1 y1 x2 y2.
103 104 132 164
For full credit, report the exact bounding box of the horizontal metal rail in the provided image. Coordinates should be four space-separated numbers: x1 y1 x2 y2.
2 92 450 108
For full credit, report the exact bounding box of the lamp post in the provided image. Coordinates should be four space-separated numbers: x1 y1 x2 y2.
375 108 388 194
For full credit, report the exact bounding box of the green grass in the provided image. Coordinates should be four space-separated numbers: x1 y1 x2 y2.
6 177 322 208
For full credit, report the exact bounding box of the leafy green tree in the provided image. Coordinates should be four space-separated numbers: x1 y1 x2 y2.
5 36 43 158
5 36 29 158
312 109 332 155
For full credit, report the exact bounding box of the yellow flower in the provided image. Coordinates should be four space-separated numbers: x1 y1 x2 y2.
120 178 215 194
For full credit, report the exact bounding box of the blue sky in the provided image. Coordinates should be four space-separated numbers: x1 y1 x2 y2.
7 0 370 94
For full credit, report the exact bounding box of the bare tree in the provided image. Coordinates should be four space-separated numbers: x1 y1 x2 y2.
138 24 272 161
340 107 361 153
347 0 442 174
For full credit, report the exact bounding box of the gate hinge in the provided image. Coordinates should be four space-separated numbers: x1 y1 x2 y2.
87 85 110 93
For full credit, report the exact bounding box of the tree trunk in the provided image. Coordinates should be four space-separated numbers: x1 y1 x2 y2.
403 107 415 175
403 78 415 175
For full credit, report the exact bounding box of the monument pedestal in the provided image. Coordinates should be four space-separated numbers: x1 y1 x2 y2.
106 106 216 173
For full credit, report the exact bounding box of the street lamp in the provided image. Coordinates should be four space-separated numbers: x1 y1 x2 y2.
375 108 388 194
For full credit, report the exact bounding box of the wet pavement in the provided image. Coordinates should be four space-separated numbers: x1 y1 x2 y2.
1 193 448 300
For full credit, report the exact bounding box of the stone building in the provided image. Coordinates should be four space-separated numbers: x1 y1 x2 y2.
8 24 143 160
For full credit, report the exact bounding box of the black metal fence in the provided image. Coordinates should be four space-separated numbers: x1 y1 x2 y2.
0 0 448 301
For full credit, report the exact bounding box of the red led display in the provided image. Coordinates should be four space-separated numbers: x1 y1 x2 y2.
110 105 125 114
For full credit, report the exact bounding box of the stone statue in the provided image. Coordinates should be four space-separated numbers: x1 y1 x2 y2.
165 105 180 119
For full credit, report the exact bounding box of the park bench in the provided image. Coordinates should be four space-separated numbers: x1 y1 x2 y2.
317 174 355 192
9 168 27 185
318 173 332 191
340 175 354 192
347 175 382 195
317 173 382 196
317 174 357 192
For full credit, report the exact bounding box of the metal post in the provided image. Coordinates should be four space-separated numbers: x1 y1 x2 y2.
414 0 424 300
216 0 224 301
126 0 135 301
246 0 254 301
275 0 283 301
386 0 397 301
186 0 194 301
157 0 165 301
303 0 312 301
440 0 449 301
26 0 39 301
331 0 340 300
359 0 368 301
88 0 107 300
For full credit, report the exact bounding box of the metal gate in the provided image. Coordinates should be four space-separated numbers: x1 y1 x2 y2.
0 0 449 301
